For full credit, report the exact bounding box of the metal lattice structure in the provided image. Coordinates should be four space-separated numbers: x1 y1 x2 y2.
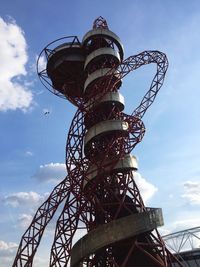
163 227 200 266
13 17 184 267
163 227 200 253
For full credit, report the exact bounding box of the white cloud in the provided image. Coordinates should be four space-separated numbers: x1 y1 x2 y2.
17 213 33 228
3 191 44 207
33 255 49 267
164 210 200 234
25 150 33 156
37 54 47 73
33 163 66 183
0 240 17 253
72 228 87 246
134 172 158 204
182 181 200 205
0 17 33 111
0 240 18 266
172 218 200 231
0 240 50 267
159 227 171 237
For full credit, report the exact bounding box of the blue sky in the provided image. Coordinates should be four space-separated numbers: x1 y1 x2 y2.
0 0 200 266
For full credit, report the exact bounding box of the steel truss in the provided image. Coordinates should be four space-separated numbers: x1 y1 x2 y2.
163 227 200 254
13 16 183 267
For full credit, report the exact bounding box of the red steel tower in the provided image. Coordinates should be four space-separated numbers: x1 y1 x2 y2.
13 17 183 267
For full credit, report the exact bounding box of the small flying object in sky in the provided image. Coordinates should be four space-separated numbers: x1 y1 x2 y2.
43 108 51 115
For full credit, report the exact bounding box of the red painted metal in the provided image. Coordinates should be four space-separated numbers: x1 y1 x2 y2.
93 16 109 29
12 17 184 267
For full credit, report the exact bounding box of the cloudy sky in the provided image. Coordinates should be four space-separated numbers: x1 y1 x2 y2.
1 0 200 266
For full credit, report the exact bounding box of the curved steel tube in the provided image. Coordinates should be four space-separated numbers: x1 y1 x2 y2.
82 28 124 60
71 208 164 267
84 47 120 70
84 119 128 147
84 154 138 187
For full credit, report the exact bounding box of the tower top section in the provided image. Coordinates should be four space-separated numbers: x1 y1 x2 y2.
93 16 109 29
37 17 124 106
